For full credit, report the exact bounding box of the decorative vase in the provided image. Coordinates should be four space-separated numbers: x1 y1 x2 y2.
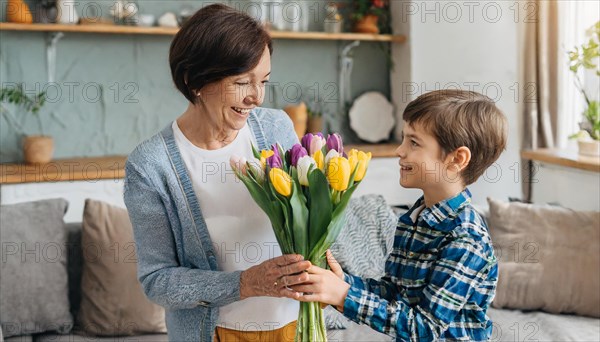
353 14 379 34
56 0 79 25
39 4 58 24
6 0 33 24
307 116 323 134
23 136 54 164
324 3 343 33
578 140 600 157
283 102 308 138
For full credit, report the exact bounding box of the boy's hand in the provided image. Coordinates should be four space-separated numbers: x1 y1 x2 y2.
326 249 344 280
285 250 350 311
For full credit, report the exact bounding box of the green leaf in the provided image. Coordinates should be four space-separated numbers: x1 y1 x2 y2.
251 143 261 159
236 171 274 219
308 182 360 261
266 174 295 253
289 168 309 256
235 170 292 252
307 170 333 254
0 83 46 117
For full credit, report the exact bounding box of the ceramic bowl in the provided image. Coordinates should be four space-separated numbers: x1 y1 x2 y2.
137 14 155 27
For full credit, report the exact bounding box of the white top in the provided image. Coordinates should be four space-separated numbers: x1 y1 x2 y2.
172 120 298 331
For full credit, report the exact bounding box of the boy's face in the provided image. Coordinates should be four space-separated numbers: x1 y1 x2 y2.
395 122 461 191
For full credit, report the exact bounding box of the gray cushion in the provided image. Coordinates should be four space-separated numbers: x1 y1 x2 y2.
32 333 168 342
487 307 600 342
326 320 393 341
4 335 33 342
324 194 399 330
0 199 73 338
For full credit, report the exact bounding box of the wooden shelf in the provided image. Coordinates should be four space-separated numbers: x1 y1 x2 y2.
521 148 600 173
0 143 398 184
0 155 127 184
0 23 406 42
346 143 398 158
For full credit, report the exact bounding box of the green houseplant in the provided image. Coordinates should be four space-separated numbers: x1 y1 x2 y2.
0 84 54 164
568 21 600 156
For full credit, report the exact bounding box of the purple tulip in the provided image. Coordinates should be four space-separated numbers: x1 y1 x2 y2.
326 133 343 154
290 144 308 167
301 133 314 152
266 145 283 169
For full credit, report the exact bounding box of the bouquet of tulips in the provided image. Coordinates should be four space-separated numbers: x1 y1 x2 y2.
230 133 371 342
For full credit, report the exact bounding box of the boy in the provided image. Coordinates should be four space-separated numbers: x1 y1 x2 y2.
288 90 507 341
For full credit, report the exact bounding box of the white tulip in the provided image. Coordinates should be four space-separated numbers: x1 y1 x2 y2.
297 156 316 186
325 149 339 165
247 159 265 183
310 136 326 156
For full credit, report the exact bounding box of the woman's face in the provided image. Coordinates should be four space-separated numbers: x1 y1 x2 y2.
197 46 271 131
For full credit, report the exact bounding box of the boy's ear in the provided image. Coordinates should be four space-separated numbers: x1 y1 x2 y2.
448 146 471 171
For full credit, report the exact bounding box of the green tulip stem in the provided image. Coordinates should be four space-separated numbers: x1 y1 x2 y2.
296 301 327 341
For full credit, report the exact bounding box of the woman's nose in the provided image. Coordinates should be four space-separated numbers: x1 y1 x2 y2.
244 84 263 106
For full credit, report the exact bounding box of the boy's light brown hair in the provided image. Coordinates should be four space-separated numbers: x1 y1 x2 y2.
402 89 508 185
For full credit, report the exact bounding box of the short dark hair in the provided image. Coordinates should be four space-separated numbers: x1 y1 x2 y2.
402 89 508 185
169 4 273 103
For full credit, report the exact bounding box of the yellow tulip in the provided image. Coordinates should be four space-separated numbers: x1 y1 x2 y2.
348 149 372 181
269 168 293 197
327 156 351 191
261 150 275 159
314 149 325 171
260 150 275 170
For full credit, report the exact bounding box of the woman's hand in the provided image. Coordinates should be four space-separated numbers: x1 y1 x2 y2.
286 250 350 311
239 254 312 299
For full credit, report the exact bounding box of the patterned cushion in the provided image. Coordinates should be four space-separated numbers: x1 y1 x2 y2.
324 194 399 329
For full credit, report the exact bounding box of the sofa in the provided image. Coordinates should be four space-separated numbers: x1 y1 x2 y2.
1 194 599 342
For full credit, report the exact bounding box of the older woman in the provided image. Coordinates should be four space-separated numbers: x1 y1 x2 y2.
123 4 310 341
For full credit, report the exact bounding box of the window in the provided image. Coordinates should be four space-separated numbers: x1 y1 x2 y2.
557 0 599 148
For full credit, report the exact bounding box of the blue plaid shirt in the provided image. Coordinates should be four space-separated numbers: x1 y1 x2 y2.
343 188 498 341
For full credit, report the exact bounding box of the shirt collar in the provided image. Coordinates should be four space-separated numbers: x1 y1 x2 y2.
399 188 472 230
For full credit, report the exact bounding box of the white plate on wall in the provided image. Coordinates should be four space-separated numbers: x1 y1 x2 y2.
349 92 395 143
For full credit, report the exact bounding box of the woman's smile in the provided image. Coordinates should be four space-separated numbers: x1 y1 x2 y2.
232 107 252 115
231 106 252 118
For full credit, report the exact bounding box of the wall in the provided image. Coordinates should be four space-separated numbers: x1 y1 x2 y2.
0 0 391 163
531 161 600 211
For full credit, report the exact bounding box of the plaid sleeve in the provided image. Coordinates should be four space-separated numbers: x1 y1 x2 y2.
343 237 494 342
343 273 399 301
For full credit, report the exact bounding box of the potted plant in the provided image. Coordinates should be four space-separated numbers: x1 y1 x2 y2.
351 0 388 34
283 102 308 139
0 84 53 164
307 106 323 134
568 21 600 157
